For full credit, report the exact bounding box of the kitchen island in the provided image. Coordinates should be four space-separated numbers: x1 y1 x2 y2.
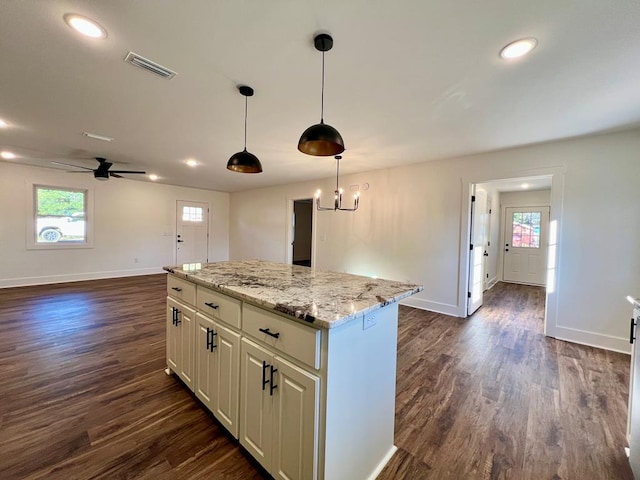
163 260 422 480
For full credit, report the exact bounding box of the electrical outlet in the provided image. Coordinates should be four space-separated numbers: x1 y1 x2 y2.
363 313 377 330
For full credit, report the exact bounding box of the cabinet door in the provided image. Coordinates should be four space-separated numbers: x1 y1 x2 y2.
272 356 319 480
211 320 241 438
166 298 180 372
240 338 274 471
195 313 215 409
178 302 195 390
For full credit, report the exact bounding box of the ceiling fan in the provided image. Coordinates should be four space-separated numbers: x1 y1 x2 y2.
52 157 146 180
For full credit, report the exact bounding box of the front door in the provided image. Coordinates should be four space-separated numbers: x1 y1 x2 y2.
503 206 549 285
176 200 209 265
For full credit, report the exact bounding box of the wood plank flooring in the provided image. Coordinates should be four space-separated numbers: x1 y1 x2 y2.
0 276 633 479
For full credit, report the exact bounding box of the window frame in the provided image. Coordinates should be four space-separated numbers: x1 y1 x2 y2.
26 182 94 250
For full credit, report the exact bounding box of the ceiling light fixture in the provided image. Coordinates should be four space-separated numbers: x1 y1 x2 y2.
64 14 107 39
1 151 17 160
149 174 159 181
83 131 113 142
298 33 345 157
227 85 262 173
315 155 359 212
185 159 198 167
500 38 538 59
0 119 8 128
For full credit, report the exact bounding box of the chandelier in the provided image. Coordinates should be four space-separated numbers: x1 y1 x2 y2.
315 155 359 212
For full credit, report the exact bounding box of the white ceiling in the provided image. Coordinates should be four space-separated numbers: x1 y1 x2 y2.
1 1 639 192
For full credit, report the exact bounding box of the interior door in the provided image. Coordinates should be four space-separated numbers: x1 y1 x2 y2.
503 206 549 285
291 199 313 267
176 200 209 264
468 188 487 315
628 302 640 477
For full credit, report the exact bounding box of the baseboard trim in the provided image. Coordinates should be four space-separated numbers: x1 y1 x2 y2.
0 267 165 289
366 445 398 480
401 297 461 317
552 325 631 355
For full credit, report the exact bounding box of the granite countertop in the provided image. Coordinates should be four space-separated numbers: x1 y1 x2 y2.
163 260 423 329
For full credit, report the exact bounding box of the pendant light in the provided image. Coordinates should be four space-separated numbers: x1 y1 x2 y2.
315 155 359 211
227 85 263 173
298 33 345 157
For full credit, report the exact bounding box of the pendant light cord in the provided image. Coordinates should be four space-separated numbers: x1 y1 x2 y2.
243 95 248 150
320 50 325 123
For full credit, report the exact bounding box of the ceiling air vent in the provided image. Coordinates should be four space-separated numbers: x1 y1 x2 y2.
124 52 177 79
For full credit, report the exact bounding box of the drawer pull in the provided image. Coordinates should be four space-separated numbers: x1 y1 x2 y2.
262 360 270 391
206 327 217 351
204 302 219 310
269 365 278 396
171 287 183 292
259 327 280 339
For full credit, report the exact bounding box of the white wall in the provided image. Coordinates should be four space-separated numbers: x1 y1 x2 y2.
229 128 640 353
0 162 230 287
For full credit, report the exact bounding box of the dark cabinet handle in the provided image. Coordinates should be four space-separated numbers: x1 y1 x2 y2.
204 302 219 310
172 307 181 326
269 365 278 396
262 361 270 391
171 287 182 292
259 327 280 339
206 327 217 351
631 317 637 344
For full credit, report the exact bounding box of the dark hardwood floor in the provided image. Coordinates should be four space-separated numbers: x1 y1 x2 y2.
0 277 632 479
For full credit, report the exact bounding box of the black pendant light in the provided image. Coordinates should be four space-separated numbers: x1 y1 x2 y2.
298 33 345 157
227 85 263 173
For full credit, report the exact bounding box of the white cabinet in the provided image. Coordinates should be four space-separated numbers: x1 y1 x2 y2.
195 312 241 437
240 337 319 480
166 296 195 390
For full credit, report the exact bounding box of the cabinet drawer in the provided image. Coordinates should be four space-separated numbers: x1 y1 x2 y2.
196 286 241 329
242 304 320 369
167 275 196 306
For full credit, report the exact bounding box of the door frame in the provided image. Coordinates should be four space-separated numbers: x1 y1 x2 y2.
285 196 317 266
459 167 565 340
175 200 210 265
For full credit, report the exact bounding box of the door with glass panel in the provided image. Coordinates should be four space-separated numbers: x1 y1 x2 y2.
503 206 549 285
176 200 209 265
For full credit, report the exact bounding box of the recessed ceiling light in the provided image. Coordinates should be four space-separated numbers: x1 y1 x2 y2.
0 119 8 128
64 14 107 39
521 183 530 189
1 151 17 160
500 38 538 60
185 159 198 167
149 174 159 181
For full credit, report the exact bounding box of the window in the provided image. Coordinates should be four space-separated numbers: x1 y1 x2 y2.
27 184 92 249
182 206 203 222
511 211 541 248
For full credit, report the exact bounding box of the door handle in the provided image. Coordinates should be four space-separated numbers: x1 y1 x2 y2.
177 239 184 243
269 365 278 396
631 317 637 344
483 251 489 257
262 361 270 391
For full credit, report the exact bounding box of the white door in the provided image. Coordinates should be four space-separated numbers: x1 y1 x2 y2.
628 304 640 477
176 200 209 265
211 321 241 438
468 188 488 315
240 338 274 471
271 356 319 480
483 196 492 291
503 206 550 285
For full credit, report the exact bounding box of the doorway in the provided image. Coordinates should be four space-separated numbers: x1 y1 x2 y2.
176 200 209 264
290 199 313 267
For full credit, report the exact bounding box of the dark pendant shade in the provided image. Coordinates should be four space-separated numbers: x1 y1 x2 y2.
227 148 262 173
298 121 345 156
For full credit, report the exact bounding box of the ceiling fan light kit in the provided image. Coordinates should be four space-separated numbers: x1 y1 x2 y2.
227 85 263 174
298 33 345 157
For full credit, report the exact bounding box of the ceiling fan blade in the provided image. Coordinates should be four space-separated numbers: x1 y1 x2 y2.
51 161 94 171
110 172 124 178
66 171 93 173
109 170 147 174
